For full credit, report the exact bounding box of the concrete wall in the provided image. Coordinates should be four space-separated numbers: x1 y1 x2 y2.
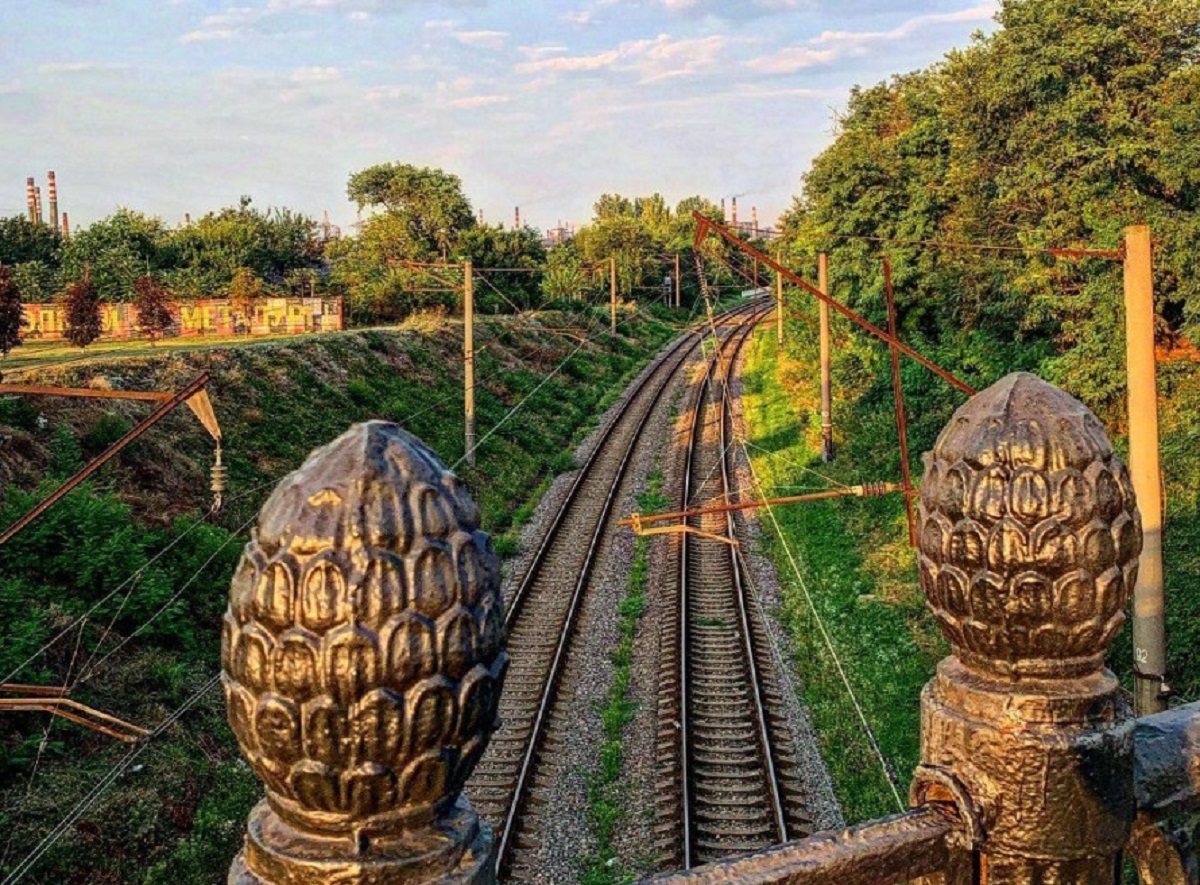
20 296 345 341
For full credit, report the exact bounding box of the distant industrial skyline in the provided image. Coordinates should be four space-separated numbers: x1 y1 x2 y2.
1 0 999 233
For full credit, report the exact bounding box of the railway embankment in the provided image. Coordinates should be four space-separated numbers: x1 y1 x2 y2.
0 305 681 884
737 323 1200 827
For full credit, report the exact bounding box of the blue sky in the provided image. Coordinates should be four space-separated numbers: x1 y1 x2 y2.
0 0 998 232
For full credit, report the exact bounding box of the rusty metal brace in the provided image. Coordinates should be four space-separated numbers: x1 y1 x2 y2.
0 684 149 743
627 512 740 547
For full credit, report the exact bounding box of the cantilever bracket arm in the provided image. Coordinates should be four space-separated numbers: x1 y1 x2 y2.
692 212 977 396
621 482 904 531
0 372 218 548
0 684 148 743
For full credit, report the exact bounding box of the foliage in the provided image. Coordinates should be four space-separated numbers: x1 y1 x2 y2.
0 263 26 356
347 163 476 261
60 209 165 303
62 271 102 348
0 216 60 267
228 267 263 332
133 274 175 342
454 224 546 311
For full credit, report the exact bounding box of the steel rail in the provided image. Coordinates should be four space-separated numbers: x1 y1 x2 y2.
677 314 787 866
717 328 789 847
503 303 756 627
494 301 764 875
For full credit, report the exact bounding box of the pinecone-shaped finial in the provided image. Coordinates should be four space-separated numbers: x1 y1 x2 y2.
223 421 505 883
917 373 1141 680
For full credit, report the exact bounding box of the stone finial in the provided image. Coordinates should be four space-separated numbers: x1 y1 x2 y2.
917 372 1142 680
222 421 506 884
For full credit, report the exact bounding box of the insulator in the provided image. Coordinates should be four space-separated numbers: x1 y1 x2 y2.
210 446 227 513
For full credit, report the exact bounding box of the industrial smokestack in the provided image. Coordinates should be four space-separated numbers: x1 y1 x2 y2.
720 197 726 221
752 206 758 231
184 213 192 227
25 177 36 223
62 212 71 238
48 171 59 234
732 196 738 227
514 206 521 230
34 186 44 225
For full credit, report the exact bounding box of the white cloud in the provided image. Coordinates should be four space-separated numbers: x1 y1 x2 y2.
291 66 342 82
454 29 509 49
38 62 130 74
179 6 269 43
561 9 595 26
747 2 996 73
448 94 511 108
516 33 729 82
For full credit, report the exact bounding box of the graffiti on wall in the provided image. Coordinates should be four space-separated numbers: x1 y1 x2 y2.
20 297 345 341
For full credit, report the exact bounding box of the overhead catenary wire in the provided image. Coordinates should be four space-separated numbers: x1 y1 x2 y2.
1 672 223 885
693 254 907 811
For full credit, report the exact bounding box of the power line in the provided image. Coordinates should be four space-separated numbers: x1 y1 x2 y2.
1 673 223 885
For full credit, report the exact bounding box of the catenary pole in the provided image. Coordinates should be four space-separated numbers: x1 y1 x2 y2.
1125 225 1167 715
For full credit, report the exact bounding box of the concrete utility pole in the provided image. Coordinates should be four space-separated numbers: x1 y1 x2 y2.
1124 225 1166 715
610 257 618 338
674 253 681 309
464 261 476 468
818 253 834 463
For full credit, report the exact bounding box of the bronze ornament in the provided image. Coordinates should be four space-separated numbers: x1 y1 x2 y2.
917 373 1142 884
222 421 506 884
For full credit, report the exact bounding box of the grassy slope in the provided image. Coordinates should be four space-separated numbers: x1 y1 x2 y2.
0 304 683 884
740 324 1200 824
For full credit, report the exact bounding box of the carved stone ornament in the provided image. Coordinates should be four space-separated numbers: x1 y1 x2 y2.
916 373 1142 885
222 421 506 884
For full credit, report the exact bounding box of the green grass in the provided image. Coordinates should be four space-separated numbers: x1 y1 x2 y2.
0 304 687 884
578 472 667 885
740 327 944 824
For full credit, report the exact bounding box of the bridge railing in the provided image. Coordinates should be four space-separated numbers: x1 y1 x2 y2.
219 371 1200 885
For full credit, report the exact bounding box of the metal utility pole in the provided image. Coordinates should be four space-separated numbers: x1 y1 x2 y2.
883 258 915 546
610 257 617 338
674 253 681 309
775 257 784 346
818 254 834 463
1124 225 1166 715
464 261 477 468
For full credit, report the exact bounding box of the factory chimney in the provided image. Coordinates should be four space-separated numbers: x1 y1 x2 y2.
514 206 521 230
732 196 738 227
62 212 71 239
184 213 192 227
25 177 36 224
48 171 59 234
751 206 758 231
34 186 44 225
720 197 726 221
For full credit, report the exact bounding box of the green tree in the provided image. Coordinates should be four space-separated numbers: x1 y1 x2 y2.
541 242 596 303
0 263 27 356
347 163 476 261
163 199 321 297
0 215 61 266
60 209 165 302
63 270 103 348
229 267 264 333
454 225 547 311
133 274 175 343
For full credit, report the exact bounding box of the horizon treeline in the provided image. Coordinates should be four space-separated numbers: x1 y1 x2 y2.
0 166 745 327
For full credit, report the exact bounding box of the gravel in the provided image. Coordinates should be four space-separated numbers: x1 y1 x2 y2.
725 335 844 833
494 343 697 884
487 326 842 884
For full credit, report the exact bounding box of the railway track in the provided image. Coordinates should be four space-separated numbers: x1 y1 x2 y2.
468 301 763 882
654 312 813 869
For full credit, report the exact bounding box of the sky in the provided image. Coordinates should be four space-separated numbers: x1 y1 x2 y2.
0 0 999 233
